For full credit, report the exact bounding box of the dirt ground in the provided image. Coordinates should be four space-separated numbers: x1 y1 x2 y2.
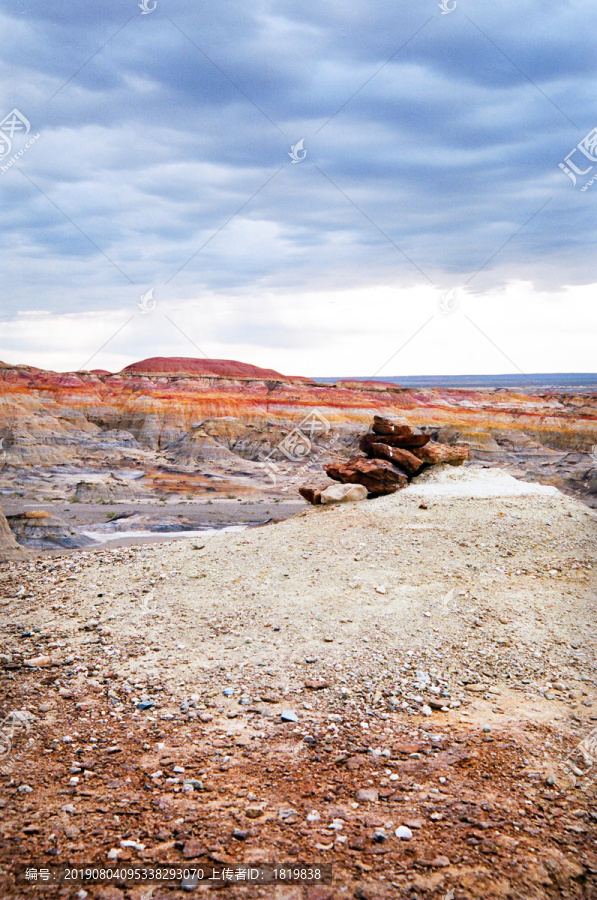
0 468 596 899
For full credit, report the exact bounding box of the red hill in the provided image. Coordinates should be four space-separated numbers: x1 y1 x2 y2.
120 357 288 379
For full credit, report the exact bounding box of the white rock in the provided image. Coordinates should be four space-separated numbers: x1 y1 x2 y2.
396 825 413 840
320 484 367 505
421 705 432 716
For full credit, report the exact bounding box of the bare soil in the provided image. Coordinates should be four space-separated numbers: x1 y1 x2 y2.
0 468 596 899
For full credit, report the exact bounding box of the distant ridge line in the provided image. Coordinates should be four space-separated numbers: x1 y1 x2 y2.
313 373 597 391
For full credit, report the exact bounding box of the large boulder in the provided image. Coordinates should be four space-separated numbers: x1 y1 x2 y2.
368 418 430 449
320 483 368 505
325 457 408 496
0 505 28 561
413 442 469 466
365 441 423 476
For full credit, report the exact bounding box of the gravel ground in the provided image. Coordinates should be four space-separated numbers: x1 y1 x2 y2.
0 467 596 899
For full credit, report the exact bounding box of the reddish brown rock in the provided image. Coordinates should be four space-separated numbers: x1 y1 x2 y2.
365 422 430 449
413 441 469 466
299 486 322 505
386 432 431 449
324 457 407 496
372 415 411 436
368 442 423 476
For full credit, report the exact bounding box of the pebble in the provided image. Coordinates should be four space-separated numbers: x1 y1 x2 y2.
222 688 235 697
17 785 33 793
183 779 203 791
25 655 54 668
396 825 413 840
307 811 321 823
372 830 387 843
280 710 299 722
120 839 145 850
421 704 432 716
375 585 387 594
245 806 264 819
137 700 154 710
355 788 378 803
278 808 299 822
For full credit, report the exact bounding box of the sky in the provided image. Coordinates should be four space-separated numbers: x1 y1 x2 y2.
0 0 596 377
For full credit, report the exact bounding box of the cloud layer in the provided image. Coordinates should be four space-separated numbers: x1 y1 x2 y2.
1 0 596 374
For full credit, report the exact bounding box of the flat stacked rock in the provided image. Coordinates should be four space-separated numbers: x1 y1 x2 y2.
300 415 469 504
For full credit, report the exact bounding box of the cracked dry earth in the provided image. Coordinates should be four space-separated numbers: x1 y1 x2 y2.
0 468 596 900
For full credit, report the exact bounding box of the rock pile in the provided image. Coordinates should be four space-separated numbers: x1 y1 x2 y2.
300 415 469 504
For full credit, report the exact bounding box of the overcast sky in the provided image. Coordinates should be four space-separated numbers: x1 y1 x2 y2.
0 0 595 376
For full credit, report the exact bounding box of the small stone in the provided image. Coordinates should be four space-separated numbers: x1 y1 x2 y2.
305 680 329 691
199 712 213 723
222 688 235 697
375 586 386 595
137 700 154 710
183 778 204 792
232 829 248 840
180 873 200 892
24 655 53 668
107 848 121 860
482 725 492 733
278 808 299 822
421 704 432 716
372 830 387 843
17 785 33 793
355 788 378 803
307 811 321 823
245 806 264 819
173 766 185 774
281 710 299 723
120 839 145 850
396 825 413 840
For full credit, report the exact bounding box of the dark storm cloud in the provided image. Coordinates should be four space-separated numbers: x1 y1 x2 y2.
1 0 596 319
